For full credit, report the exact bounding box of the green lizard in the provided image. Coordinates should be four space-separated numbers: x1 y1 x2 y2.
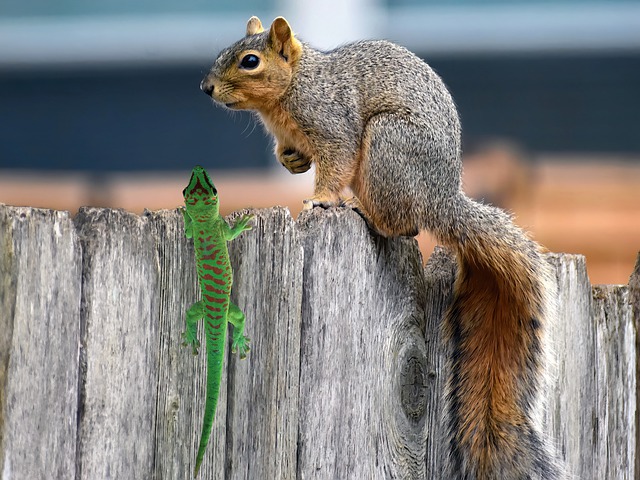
181 165 253 478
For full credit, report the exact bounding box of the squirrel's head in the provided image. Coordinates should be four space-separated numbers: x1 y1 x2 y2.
201 16 302 111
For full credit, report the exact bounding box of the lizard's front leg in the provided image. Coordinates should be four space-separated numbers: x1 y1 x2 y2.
181 207 194 239
224 213 254 241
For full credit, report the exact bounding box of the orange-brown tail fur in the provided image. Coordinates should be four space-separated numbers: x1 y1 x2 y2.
440 198 562 479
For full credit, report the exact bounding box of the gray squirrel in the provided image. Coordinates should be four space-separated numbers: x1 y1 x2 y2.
201 16 565 479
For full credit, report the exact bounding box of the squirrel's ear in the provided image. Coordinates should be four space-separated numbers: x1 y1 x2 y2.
246 16 264 36
268 17 301 62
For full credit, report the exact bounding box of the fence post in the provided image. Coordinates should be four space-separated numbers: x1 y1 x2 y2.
422 247 456 477
0 206 81 479
74 208 160 480
545 254 637 479
147 208 218 479
629 252 640 480
296 208 429 479
224 207 303 479
149 207 304 479
544 254 595 478
592 284 635 479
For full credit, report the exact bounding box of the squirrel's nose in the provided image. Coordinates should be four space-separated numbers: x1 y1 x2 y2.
200 78 214 96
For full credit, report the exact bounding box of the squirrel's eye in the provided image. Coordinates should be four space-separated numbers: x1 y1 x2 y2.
239 54 260 70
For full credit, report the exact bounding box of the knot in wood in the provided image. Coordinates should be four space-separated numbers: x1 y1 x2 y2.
400 354 427 420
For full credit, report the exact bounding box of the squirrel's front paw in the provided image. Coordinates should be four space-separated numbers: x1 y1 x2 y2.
279 149 312 174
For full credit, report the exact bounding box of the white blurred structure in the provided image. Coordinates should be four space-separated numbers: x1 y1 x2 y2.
285 0 383 49
1 0 640 68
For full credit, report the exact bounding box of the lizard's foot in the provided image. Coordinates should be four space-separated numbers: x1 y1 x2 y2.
181 330 200 356
234 213 254 233
231 334 251 360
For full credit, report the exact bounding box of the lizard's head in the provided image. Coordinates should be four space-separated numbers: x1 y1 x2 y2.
200 16 302 112
183 165 219 215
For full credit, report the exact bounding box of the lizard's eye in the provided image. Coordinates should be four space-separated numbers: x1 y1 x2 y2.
239 54 260 70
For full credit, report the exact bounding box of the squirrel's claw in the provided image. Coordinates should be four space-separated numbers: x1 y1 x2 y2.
303 197 339 210
340 196 364 211
341 196 370 222
280 149 312 174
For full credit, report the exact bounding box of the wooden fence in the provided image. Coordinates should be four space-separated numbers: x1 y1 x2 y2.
1 204 638 479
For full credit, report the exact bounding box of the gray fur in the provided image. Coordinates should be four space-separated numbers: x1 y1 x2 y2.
285 41 462 235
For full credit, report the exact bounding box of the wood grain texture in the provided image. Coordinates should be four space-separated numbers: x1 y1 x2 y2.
0 206 81 480
0 204 636 480
225 207 303 480
545 254 595 480
148 207 229 480
150 207 302 480
74 208 160 480
628 252 640 480
296 208 428 479
592 285 635 480
422 247 456 478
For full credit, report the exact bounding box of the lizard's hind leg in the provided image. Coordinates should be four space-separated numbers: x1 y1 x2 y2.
227 302 251 359
182 301 204 355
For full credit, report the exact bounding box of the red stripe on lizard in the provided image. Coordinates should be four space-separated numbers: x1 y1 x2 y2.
204 284 227 295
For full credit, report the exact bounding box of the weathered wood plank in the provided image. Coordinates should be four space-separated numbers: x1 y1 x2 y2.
629 252 640 480
422 247 456 478
148 208 228 480
225 207 303 479
296 208 429 479
544 254 638 479
74 208 160 479
150 207 303 479
0 206 81 479
544 254 595 479
592 284 635 480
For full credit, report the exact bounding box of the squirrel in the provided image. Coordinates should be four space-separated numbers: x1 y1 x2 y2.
200 16 565 479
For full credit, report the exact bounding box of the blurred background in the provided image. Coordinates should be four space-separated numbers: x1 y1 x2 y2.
1 0 639 284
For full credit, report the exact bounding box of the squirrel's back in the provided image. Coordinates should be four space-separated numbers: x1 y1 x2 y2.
297 40 458 124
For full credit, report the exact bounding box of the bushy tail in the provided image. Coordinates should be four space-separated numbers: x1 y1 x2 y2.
439 197 563 479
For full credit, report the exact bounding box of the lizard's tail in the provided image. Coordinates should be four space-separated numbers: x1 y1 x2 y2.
193 322 227 478
439 196 564 479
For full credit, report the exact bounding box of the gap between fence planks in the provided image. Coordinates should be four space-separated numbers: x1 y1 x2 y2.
0 204 638 479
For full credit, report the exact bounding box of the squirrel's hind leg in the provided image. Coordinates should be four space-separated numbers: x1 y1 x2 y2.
340 196 415 238
352 114 435 238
